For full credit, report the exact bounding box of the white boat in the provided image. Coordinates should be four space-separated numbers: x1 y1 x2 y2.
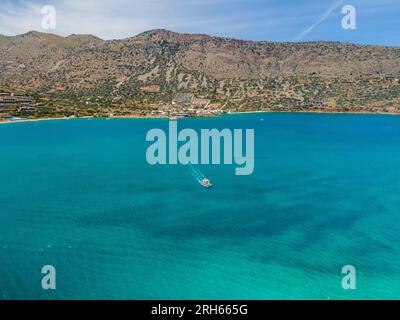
201 178 212 188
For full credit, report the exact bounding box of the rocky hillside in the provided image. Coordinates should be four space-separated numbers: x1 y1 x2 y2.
1 29 400 114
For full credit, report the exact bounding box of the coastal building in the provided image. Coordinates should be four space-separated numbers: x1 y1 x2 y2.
18 106 37 113
0 93 34 107
150 110 165 115
0 97 18 106
18 98 33 105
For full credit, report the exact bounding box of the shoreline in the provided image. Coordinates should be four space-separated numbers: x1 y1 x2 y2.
1 110 400 125
227 110 400 116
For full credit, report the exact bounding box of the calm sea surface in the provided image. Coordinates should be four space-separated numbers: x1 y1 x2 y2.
1 113 400 299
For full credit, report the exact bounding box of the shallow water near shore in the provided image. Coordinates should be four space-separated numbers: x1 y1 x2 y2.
1 113 400 299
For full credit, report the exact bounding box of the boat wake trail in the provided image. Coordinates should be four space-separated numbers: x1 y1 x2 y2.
189 164 205 185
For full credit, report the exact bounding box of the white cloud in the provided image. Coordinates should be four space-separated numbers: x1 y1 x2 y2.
0 1 44 35
0 0 304 39
0 0 243 38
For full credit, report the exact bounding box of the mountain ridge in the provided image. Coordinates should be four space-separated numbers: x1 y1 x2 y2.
3 29 400 47
1 29 400 117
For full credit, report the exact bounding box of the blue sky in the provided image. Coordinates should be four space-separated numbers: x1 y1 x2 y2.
0 0 399 45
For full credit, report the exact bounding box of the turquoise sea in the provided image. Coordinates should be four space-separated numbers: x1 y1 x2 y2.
1 113 400 299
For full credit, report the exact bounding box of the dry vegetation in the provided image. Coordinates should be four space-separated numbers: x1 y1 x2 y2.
1 29 400 119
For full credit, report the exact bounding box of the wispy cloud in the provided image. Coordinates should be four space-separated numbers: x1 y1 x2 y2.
294 0 345 41
0 1 43 35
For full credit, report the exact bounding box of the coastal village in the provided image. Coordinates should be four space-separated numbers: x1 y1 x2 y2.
0 92 44 121
2 74 400 122
151 93 227 118
0 89 228 122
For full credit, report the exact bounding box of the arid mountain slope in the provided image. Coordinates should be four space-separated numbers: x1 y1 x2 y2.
1 29 400 114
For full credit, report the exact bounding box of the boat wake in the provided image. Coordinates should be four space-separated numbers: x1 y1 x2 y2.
189 164 205 183
189 164 212 188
